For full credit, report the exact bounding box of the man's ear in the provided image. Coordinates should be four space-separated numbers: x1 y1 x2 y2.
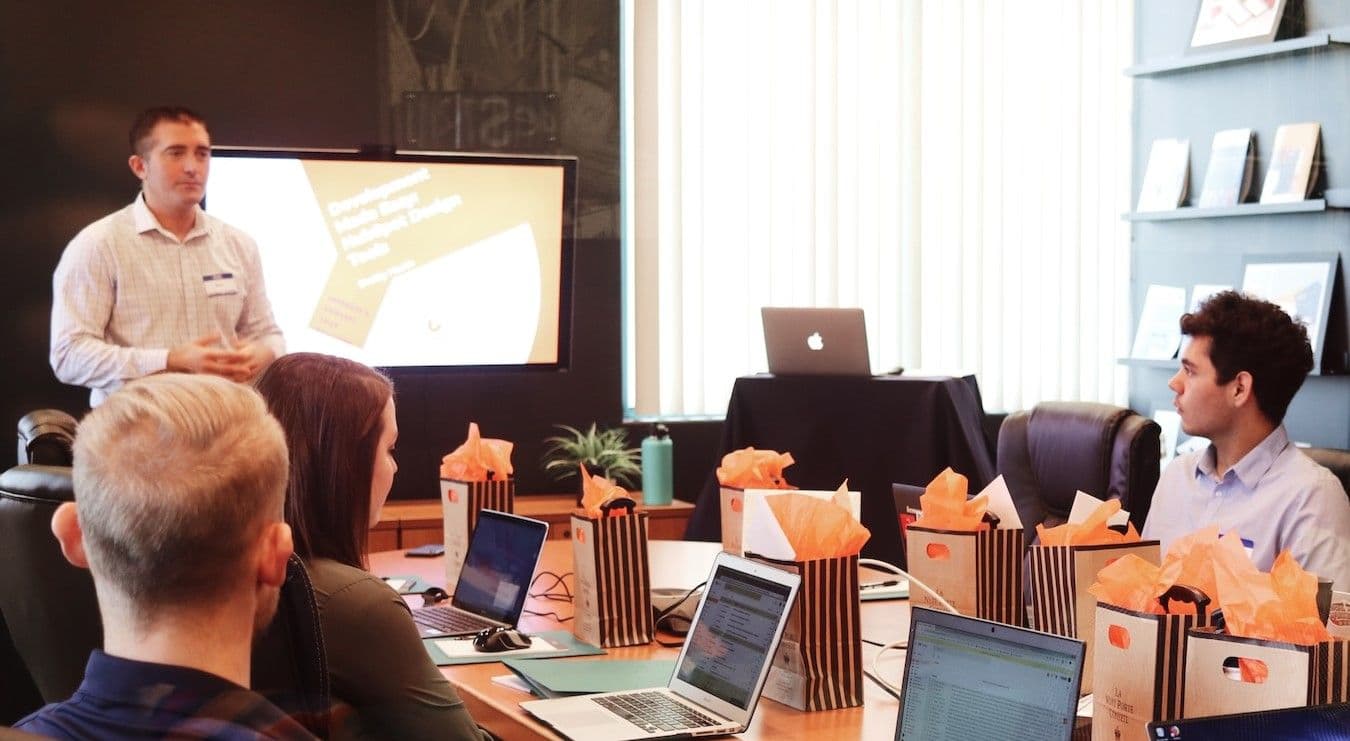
257 522 293 589
128 153 147 181
50 501 89 569
1230 370 1255 408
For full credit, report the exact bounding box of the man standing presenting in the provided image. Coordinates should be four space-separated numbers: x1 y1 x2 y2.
1142 290 1350 589
51 106 283 406
16 374 312 738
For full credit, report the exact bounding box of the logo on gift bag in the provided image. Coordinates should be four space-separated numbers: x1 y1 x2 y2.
575 528 585 544
730 496 742 513
447 489 459 503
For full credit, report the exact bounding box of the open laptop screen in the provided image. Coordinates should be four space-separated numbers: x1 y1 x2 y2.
675 564 793 710
896 607 1084 741
451 510 548 624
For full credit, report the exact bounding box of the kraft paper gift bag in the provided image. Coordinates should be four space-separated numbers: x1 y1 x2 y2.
905 473 1025 624
1091 586 1210 741
440 422 515 586
1029 493 1159 694
440 477 513 587
571 503 655 648
721 488 860 556
750 554 863 711
1183 628 1350 717
716 447 796 554
742 486 870 712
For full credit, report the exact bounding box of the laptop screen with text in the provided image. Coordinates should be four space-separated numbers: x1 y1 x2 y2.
675 563 793 710
896 608 1084 741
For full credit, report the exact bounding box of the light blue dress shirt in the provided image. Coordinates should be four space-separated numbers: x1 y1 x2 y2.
1142 425 1350 590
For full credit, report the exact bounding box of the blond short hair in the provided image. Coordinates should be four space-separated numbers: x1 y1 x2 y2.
73 374 288 608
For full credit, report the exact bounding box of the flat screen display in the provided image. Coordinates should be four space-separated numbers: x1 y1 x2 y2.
206 148 576 370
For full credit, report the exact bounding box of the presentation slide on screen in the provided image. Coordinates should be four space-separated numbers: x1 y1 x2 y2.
207 156 566 367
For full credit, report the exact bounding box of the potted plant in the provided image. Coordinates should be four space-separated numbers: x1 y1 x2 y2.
541 423 641 493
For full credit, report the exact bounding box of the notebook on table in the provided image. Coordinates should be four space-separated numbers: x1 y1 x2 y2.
1147 703 1350 740
521 552 801 740
411 509 548 638
895 606 1085 741
761 306 871 376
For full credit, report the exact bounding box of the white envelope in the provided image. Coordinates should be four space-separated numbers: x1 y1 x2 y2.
1068 490 1130 527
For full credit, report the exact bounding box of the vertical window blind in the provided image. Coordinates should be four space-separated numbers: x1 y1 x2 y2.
625 0 1134 417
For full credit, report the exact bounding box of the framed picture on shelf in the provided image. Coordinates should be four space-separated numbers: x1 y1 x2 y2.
1241 253 1339 371
1189 0 1289 51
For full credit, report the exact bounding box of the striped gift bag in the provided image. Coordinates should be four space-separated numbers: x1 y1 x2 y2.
1029 540 1160 693
749 554 863 711
1092 586 1210 740
906 524 1024 626
571 510 654 647
440 477 514 587
1184 628 1350 717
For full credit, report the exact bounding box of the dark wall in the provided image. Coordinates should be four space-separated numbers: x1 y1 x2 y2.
0 1 724 503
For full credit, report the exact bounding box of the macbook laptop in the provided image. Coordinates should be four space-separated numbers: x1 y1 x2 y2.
1146 703 1350 740
761 307 871 376
895 607 1085 741
522 552 801 740
411 509 548 638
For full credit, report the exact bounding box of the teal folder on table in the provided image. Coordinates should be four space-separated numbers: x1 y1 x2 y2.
502 658 677 699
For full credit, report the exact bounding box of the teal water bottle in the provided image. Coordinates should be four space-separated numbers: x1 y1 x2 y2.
641 423 674 506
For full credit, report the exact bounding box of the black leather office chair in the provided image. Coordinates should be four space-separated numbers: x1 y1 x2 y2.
16 410 77 467
0 465 100 712
0 464 330 735
997 401 1161 545
1305 446 1350 495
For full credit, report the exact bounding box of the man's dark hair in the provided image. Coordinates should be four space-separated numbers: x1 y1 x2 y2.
1180 290 1314 425
128 106 207 157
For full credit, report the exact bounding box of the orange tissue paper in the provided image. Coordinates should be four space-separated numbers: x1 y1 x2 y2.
716 447 796 489
439 422 514 481
915 467 986 531
762 483 871 560
1211 535 1330 646
579 464 632 519
1088 554 1172 615
1036 498 1141 547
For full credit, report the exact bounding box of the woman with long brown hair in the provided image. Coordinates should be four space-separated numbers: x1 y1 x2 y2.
255 352 489 740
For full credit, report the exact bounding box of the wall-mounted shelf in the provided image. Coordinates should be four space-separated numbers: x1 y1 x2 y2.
1126 26 1350 77
1124 199 1334 221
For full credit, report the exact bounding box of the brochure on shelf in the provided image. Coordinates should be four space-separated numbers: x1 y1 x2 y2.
1259 122 1321 204
1198 128 1255 208
1130 284 1185 360
1136 138 1190 212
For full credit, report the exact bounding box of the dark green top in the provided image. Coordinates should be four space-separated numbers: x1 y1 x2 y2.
307 558 492 741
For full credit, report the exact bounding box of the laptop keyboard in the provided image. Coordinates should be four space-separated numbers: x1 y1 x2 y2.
411 605 497 635
595 691 720 734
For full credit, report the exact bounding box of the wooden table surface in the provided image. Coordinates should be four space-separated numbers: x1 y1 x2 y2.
369 540 912 740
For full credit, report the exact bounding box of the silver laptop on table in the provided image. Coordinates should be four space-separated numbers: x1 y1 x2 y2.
522 552 801 740
761 307 871 376
410 509 548 638
895 607 1086 741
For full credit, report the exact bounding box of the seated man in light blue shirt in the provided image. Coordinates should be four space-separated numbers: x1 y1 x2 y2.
1142 291 1350 589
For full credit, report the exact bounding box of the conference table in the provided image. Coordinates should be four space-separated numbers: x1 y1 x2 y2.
370 540 914 740
685 373 997 569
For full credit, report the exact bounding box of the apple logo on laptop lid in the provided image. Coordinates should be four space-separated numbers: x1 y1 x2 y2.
806 332 824 351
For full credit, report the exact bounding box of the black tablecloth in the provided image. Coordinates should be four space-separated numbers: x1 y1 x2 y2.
686 373 996 568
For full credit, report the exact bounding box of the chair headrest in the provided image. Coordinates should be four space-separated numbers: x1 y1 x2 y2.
0 465 75 505
17 410 77 467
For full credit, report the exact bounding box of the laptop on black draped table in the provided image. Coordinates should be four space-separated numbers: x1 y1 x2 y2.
521 552 801 740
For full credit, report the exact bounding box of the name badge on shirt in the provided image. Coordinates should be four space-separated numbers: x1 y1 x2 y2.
202 272 239 297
